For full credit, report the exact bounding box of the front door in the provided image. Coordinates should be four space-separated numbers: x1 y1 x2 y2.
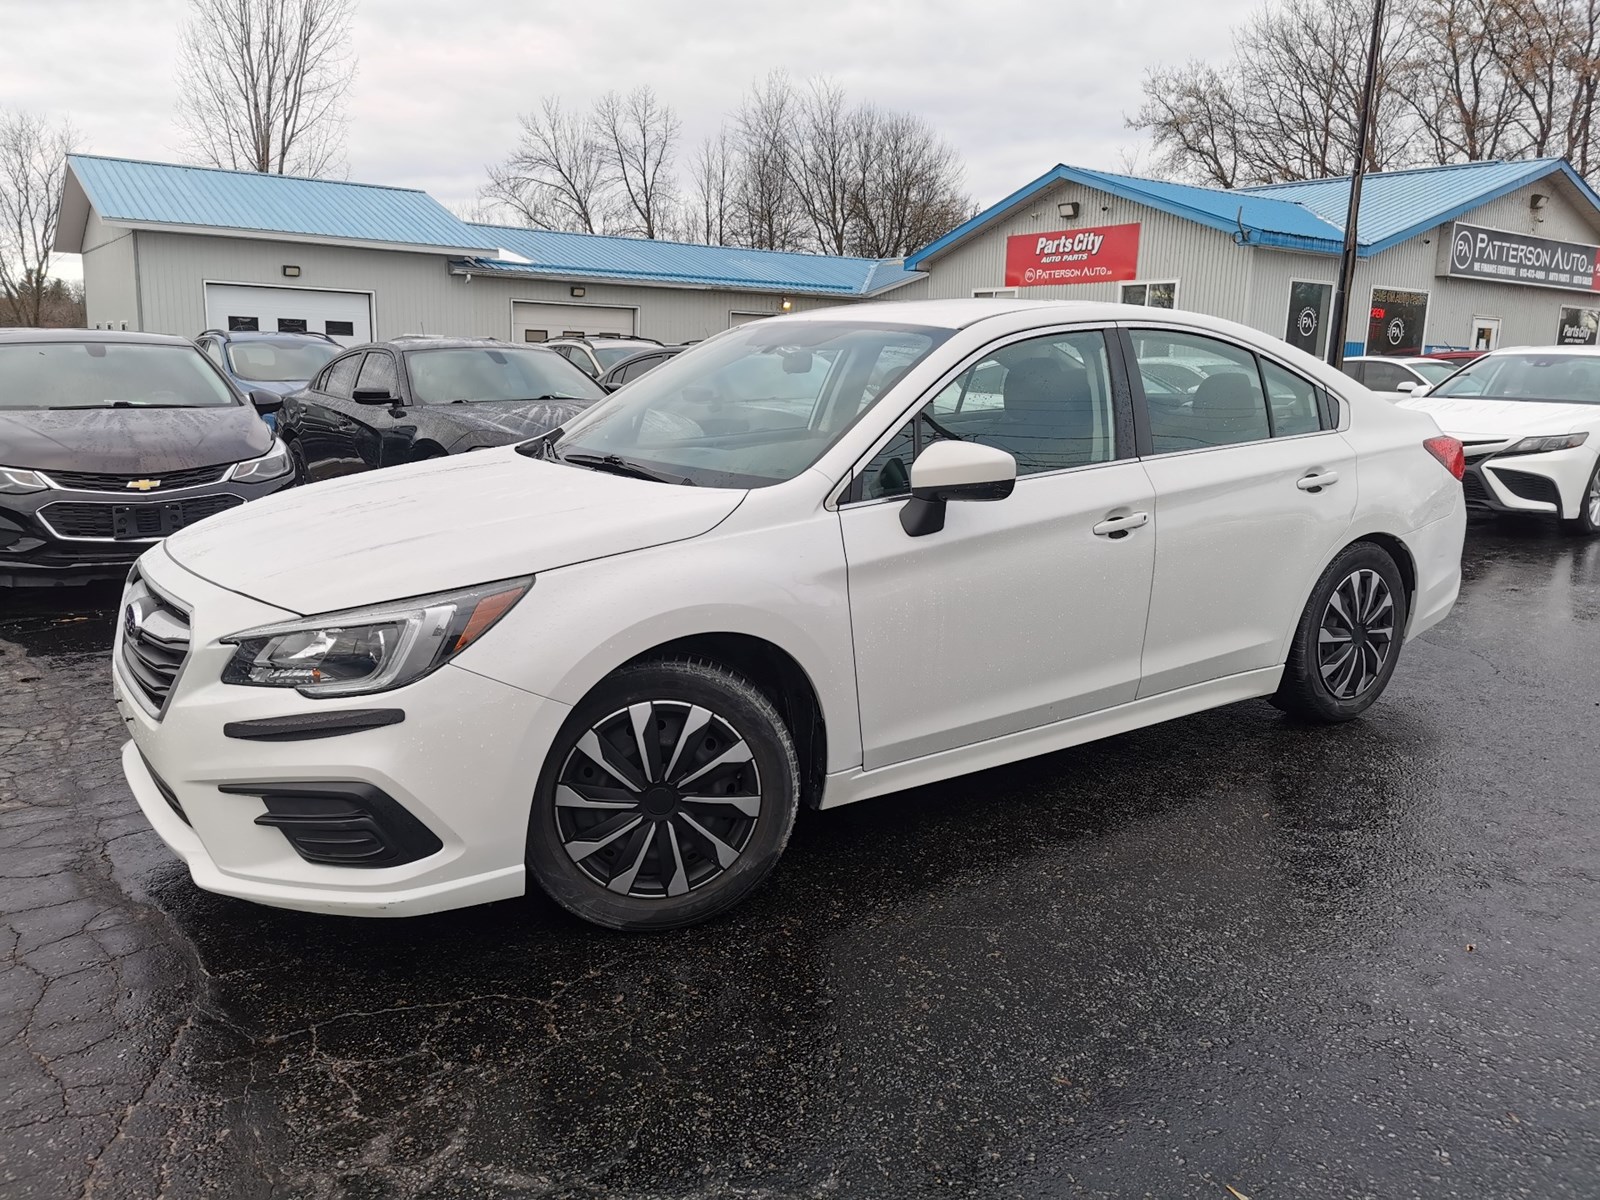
840 328 1157 771
346 350 414 470
1127 327 1358 696
1471 316 1502 353
297 352 366 479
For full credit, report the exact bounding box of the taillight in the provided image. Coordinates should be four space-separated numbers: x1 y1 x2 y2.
1424 435 1466 480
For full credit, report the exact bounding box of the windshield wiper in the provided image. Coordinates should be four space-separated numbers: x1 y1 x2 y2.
452 394 592 404
559 452 695 486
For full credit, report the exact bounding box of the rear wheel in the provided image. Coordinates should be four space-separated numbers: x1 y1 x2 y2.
1562 457 1600 536
1272 542 1409 723
525 658 800 931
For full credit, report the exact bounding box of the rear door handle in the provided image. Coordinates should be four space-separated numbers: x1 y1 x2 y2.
1093 511 1150 538
1297 470 1340 491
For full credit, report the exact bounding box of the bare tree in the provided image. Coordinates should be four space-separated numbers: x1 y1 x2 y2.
730 72 809 251
1132 61 1248 186
686 127 735 245
847 108 973 258
0 110 77 328
594 86 680 238
483 98 613 233
788 79 856 255
176 0 354 177
1397 0 1523 163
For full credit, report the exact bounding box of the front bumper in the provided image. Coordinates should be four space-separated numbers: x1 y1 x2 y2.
0 472 294 584
1460 445 1597 519
113 548 571 917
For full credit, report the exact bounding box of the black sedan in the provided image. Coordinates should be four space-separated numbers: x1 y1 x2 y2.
0 329 293 586
597 344 687 391
280 337 605 482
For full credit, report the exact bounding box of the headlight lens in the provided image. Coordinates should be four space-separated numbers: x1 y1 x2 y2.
0 466 49 494
221 577 532 697
229 440 293 483
1502 432 1590 455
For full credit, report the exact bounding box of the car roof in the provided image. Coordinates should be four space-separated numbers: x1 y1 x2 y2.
374 336 553 352
1477 344 1600 357
1346 355 1448 364
207 329 336 343
0 327 193 346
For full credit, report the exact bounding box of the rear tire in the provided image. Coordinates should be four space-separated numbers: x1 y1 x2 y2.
1272 542 1409 723
525 657 800 931
1561 456 1600 536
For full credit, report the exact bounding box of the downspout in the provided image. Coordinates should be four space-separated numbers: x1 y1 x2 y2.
132 230 145 331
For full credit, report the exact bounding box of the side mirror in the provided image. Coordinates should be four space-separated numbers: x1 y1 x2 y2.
899 441 1016 537
1395 380 1419 394
249 389 284 415
352 388 398 406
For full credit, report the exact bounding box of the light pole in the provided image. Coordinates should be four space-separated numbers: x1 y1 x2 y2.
1327 0 1387 369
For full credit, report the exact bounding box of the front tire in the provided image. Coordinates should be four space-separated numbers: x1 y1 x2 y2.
286 439 311 485
1562 456 1600 536
525 658 800 931
1272 542 1409 723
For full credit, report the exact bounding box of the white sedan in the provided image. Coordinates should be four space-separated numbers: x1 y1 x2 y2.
1340 355 1461 401
112 300 1466 931
1398 346 1600 534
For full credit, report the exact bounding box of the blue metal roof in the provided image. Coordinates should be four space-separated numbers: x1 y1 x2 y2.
905 158 1600 267
65 154 497 252
463 224 921 296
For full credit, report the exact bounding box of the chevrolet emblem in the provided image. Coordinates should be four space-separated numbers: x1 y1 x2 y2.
125 479 162 492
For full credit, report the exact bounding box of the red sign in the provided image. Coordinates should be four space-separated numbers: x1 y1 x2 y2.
1004 223 1140 288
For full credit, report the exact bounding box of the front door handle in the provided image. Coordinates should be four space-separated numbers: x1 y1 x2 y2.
1297 470 1340 492
1092 511 1150 538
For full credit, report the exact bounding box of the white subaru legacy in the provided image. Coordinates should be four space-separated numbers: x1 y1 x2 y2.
113 301 1466 931
1397 345 1600 534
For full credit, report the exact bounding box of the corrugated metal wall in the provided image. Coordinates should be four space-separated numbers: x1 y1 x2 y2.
80 212 139 331
130 230 846 344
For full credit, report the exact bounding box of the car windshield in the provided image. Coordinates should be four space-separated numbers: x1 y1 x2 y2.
553 319 950 487
405 347 606 405
0 342 239 410
593 344 652 369
1429 352 1600 404
1409 361 1458 384
225 340 339 382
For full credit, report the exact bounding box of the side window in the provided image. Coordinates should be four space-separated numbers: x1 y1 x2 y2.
355 352 399 397
1340 360 1365 383
618 355 661 383
1362 361 1409 391
1259 359 1322 436
858 330 1119 499
1131 330 1270 453
322 354 362 399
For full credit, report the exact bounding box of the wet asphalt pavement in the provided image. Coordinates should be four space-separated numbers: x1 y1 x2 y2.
2 521 1598 1199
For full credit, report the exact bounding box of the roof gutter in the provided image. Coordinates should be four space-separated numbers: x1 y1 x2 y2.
447 258 877 298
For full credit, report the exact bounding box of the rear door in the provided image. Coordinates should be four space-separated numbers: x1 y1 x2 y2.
1126 326 1357 697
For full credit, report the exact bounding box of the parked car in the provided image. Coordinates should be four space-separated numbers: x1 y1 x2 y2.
0 329 294 586
278 337 605 483
1426 350 1487 364
1398 345 1600 533
544 335 665 379
195 330 341 431
1339 355 1460 400
114 300 1465 930
597 345 687 391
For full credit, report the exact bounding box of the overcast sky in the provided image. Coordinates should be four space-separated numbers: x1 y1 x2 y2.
4 0 1254 273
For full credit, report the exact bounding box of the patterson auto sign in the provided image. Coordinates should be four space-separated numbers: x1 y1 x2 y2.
1446 221 1600 292
1004 223 1140 288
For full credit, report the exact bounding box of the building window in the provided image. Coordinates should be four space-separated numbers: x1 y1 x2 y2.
523 329 548 342
972 288 1020 299
325 320 355 337
227 315 259 332
1121 281 1178 309
1366 287 1428 357
1285 281 1333 356
277 317 308 333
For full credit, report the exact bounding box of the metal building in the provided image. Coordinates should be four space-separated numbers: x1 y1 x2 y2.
53 155 920 347
900 158 1600 360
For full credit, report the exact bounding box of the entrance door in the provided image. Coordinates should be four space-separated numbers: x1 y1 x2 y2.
1471 316 1502 353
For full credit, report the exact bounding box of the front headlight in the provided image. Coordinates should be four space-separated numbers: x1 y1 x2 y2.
1502 432 1590 456
229 440 293 483
0 466 50 495
221 577 532 697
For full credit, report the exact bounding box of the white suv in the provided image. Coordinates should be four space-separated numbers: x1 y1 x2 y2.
113 301 1466 930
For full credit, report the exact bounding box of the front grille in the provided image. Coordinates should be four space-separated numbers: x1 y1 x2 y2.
43 464 231 492
1491 467 1563 508
1461 469 1492 508
41 494 243 540
120 572 191 715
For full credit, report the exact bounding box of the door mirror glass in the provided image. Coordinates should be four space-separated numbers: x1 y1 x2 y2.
249 389 284 414
900 441 1016 537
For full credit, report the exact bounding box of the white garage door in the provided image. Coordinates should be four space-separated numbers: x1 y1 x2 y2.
203 284 373 347
512 301 635 343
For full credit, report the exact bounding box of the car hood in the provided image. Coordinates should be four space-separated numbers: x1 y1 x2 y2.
161 447 746 614
0 405 271 474
1397 395 1600 439
241 379 305 397
416 398 601 450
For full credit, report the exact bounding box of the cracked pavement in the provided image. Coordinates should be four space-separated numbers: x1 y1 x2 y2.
3 520 1600 1198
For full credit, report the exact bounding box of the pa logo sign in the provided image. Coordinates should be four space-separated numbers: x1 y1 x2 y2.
1297 307 1318 338
1452 229 1476 271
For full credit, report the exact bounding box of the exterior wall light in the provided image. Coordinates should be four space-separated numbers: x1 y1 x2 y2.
780 297 793 311
282 265 301 278
1057 202 1080 220
570 286 586 297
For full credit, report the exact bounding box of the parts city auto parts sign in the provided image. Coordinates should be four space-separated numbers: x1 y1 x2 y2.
1004 223 1140 288
1446 221 1600 291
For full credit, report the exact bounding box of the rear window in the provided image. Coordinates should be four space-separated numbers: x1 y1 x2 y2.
225 340 339 382
0 342 239 410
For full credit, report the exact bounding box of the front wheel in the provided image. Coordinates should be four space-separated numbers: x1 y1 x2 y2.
286 439 311 485
525 658 800 931
1272 542 1409 723
1562 457 1600 536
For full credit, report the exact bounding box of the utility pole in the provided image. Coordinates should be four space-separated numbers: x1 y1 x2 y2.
1327 0 1386 369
